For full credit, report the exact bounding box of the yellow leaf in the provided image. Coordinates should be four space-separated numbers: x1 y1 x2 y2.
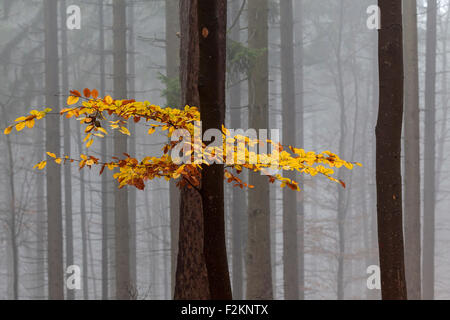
105 95 113 104
120 127 131 136
148 127 156 135
26 119 35 128
67 96 80 106
98 127 108 135
34 161 47 170
16 122 26 132
86 139 94 148
4 126 13 135
47 152 56 158
55 158 62 164
15 116 26 122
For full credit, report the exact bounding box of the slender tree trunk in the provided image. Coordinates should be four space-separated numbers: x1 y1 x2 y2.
44 0 64 300
334 2 348 300
60 0 74 300
77 127 89 300
246 0 273 300
113 0 130 300
230 0 244 300
376 0 407 300
35 123 46 299
165 0 181 298
422 0 437 301
4 133 18 299
280 0 298 300
127 0 137 295
99 0 109 301
294 0 305 300
174 0 210 300
403 0 421 300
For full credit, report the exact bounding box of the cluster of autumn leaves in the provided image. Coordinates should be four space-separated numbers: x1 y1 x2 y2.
4 88 360 191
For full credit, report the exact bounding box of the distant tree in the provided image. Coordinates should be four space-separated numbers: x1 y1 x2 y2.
423 0 437 301
44 0 64 300
246 0 273 300
403 0 421 300
280 0 298 300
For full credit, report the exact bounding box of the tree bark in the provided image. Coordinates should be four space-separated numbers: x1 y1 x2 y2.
376 0 407 300
230 0 245 300
422 0 437 301
280 0 298 300
44 0 64 300
403 0 421 300
294 0 305 300
127 0 137 296
98 0 109 301
174 0 210 300
165 0 181 298
198 0 232 300
113 0 131 300
60 0 74 301
246 0 273 300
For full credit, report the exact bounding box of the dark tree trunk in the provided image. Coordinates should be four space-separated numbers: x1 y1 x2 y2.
376 0 407 300
174 0 210 300
198 0 232 300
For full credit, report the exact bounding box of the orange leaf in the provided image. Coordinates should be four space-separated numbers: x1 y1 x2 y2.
91 89 99 99
70 90 81 97
83 88 91 98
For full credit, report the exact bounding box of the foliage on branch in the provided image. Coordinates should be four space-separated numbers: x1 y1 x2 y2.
4 88 360 192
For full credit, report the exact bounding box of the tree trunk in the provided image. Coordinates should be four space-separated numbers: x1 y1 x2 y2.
77 127 89 300
44 0 64 300
246 0 273 300
336 2 347 300
127 1 137 296
376 0 407 300
422 0 437 301
294 0 305 300
165 0 181 298
280 0 298 300
60 0 74 300
403 0 421 300
197 0 232 300
230 0 244 300
174 0 210 300
99 0 109 301
113 0 131 300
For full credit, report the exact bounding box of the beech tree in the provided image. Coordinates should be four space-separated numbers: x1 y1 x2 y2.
376 0 407 300
5 87 358 299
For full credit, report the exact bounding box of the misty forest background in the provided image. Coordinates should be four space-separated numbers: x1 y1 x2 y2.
0 0 445 300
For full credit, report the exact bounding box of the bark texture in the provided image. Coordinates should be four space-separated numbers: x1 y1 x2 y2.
376 0 407 300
